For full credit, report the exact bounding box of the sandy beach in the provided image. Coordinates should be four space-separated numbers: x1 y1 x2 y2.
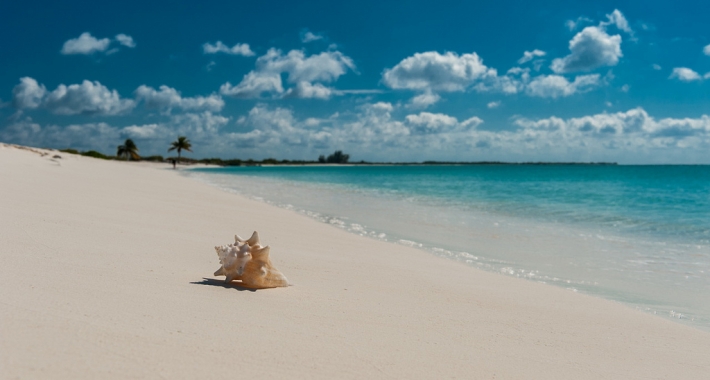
1 144 709 379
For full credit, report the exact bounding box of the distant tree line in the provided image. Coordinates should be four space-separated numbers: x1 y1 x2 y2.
58 147 160 162
61 143 355 167
318 150 350 164
59 142 618 167
60 136 192 163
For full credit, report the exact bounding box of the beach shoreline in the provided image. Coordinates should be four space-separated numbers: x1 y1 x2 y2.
1 143 709 379
187 165 710 330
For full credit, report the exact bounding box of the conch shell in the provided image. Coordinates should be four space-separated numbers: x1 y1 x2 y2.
213 231 289 288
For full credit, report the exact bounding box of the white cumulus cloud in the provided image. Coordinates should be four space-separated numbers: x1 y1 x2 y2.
61 32 112 55
525 74 601 98
405 112 482 135
514 108 710 140
601 9 633 34
460 116 484 129
408 91 441 109
12 77 47 109
219 103 489 159
220 72 284 98
5 104 710 164
263 49 355 83
284 82 334 99
487 101 501 109
121 124 163 139
44 81 135 115
704 44 710 56
552 10 633 73
301 31 323 43
135 85 224 113
220 48 355 99
385 47 607 101
370 102 394 113
120 112 231 147
551 26 622 73
382 51 496 92
115 34 136 48
11 77 135 115
670 67 702 82
202 41 255 56
170 111 230 136
518 49 546 64
405 112 458 134
474 69 603 98
60 32 135 55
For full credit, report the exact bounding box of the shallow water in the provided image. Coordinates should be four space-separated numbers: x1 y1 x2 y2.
186 165 710 330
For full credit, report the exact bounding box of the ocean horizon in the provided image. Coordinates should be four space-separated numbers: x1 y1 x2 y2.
186 164 710 330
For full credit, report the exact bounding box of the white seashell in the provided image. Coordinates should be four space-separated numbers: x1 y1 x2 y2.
213 231 289 289
214 242 252 282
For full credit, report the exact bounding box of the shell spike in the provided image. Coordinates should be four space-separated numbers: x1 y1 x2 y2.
252 245 270 258
246 231 260 246
235 231 260 246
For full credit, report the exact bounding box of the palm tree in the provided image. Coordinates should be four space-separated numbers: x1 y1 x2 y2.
117 139 140 161
168 136 192 163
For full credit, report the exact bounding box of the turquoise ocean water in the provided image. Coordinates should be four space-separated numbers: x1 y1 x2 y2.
186 165 710 330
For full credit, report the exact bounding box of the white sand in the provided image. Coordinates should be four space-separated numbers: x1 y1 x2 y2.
1 144 709 379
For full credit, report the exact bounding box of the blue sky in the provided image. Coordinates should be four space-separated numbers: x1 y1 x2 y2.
1 0 709 163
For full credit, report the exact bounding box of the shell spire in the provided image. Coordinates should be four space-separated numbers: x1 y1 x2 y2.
235 231 259 246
